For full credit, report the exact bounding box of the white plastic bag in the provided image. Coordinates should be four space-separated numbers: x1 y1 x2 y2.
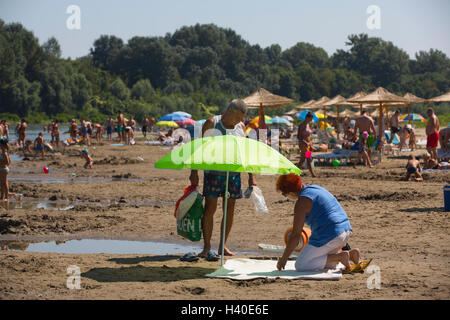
250 186 269 215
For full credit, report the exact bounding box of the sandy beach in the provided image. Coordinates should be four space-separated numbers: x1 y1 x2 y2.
0 128 449 300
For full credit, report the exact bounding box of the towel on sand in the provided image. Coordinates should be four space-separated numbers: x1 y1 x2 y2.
205 258 343 281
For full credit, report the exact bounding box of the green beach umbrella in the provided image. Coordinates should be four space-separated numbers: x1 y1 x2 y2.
155 135 301 265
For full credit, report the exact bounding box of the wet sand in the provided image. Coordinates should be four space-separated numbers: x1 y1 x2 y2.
1 129 449 300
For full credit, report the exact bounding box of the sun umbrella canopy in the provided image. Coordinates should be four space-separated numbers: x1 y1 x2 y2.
322 95 347 107
172 111 192 118
427 91 450 102
155 121 179 128
250 115 272 125
308 96 331 109
158 113 188 122
400 113 426 122
243 88 294 108
270 116 291 125
347 87 409 104
175 118 196 126
339 109 360 118
295 99 317 110
281 115 294 122
296 110 319 122
155 134 301 175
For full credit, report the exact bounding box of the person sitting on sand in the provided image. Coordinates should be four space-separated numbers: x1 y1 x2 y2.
0 138 11 201
404 155 423 181
439 127 450 151
275 174 361 272
81 149 93 169
353 131 373 168
33 132 45 159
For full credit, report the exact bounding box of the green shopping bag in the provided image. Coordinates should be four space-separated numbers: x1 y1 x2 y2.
176 194 204 241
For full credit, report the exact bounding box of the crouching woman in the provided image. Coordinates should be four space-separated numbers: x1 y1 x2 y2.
275 174 360 272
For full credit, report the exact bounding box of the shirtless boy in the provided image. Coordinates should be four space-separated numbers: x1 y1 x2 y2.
354 110 377 162
404 154 423 181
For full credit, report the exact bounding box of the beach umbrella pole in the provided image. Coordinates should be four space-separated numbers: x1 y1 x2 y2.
220 171 230 266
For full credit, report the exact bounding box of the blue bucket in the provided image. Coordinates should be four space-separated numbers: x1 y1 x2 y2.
444 185 450 211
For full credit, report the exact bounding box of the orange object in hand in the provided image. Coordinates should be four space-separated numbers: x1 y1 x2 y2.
284 226 311 253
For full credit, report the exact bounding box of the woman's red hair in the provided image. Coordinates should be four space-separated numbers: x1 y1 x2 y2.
276 174 302 194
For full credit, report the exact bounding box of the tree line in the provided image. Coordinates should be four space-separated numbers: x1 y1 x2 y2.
0 20 449 124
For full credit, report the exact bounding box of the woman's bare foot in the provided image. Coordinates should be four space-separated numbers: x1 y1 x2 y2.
218 246 236 256
349 248 360 265
337 251 351 271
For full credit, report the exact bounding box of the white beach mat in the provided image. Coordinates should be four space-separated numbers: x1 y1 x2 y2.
205 258 343 281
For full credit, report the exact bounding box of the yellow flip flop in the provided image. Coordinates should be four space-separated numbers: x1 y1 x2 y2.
344 259 373 274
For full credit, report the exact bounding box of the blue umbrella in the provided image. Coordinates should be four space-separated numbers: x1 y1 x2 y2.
270 116 291 125
172 111 192 118
158 113 188 122
296 110 319 123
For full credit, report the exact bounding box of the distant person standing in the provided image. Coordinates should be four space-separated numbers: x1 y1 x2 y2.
354 110 377 162
105 117 114 141
141 116 150 138
18 119 27 149
116 110 125 143
52 120 60 148
69 119 78 140
33 132 45 159
149 117 156 133
388 110 401 144
1 120 9 141
0 138 11 202
426 108 440 161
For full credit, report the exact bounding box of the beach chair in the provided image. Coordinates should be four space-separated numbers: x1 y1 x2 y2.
438 149 450 161
312 148 358 166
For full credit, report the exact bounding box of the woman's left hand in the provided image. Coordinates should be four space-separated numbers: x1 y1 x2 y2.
277 258 287 271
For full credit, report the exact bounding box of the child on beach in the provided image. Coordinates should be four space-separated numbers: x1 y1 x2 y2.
404 155 423 181
0 138 11 201
353 131 373 168
81 149 93 169
33 132 45 159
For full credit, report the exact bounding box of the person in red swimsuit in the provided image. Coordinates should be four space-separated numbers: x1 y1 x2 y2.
425 108 440 161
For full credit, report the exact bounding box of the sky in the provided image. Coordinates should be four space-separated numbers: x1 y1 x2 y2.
1 0 449 60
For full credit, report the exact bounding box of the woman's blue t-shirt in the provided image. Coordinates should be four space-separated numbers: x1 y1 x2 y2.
300 185 352 247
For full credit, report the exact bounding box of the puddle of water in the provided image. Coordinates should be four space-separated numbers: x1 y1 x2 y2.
8 176 144 184
0 239 202 255
0 239 261 255
2 200 74 211
9 154 24 162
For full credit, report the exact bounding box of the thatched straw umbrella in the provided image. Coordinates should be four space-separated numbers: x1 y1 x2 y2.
347 87 409 140
339 109 359 118
295 99 317 110
243 88 294 132
344 91 367 115
427 91 450 102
